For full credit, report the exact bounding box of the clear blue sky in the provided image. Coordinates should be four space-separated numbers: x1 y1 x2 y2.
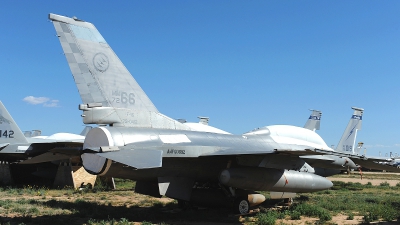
1 1 399 156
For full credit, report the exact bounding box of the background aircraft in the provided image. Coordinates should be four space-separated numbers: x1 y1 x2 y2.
0 101 91 186
0 101 84 162
304 109 322 132
300 108 360 175
312 109 400 173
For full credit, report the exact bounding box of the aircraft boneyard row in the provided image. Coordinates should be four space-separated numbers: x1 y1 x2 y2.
0 13 398 215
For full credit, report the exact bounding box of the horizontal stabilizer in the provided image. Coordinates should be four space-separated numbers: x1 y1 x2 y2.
97 149 162 169
19 152 73 164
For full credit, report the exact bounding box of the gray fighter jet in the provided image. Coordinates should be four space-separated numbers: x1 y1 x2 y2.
49 13 335 214
312 109 400 173
0 101 85 163
0 101 89 185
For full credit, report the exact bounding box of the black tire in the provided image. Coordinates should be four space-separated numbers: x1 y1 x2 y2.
234 198 250 215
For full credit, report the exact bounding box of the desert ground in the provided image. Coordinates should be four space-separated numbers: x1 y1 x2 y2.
1 172 400 225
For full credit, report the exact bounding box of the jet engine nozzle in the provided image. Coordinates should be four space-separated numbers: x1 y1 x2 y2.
81 153 112 176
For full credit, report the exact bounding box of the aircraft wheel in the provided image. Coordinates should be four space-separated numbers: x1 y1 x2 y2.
234 198 250 215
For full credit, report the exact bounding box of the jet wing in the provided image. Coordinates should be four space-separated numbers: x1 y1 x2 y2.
49 147 82 155
350 158 400 172
314 149 400 172
274 149 327 156
19 152 74 164
19 147 83 164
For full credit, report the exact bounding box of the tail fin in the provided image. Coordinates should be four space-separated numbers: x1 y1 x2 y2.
49 13 188 130
336 107 363 153
304 109 322 132
0 101 28 144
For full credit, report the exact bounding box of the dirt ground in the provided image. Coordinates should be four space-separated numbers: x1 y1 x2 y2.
2 172 400 224
328 177 399 186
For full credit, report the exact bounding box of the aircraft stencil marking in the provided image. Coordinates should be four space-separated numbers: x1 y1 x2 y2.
0 116 11 124
93 52 109 72
111 91 135 105
0 130 14 138
121 119 138 125
345 124 357 141
167 149 186 155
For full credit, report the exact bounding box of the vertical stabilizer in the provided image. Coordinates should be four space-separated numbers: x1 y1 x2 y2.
304 109 322 132
0 101 28 144
49 13 189 130
336 107 363 153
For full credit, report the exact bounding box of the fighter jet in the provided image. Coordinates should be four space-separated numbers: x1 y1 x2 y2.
50 13 334 214
0 101 85 163
311 109 400 173
0 101 88 185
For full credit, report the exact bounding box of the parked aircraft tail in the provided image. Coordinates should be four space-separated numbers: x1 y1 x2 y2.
336 107 363 153
49 13 189 130
304 109 321 132
0 101 28 144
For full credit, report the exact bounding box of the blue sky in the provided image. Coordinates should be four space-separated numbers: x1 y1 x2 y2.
1 1 399 156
